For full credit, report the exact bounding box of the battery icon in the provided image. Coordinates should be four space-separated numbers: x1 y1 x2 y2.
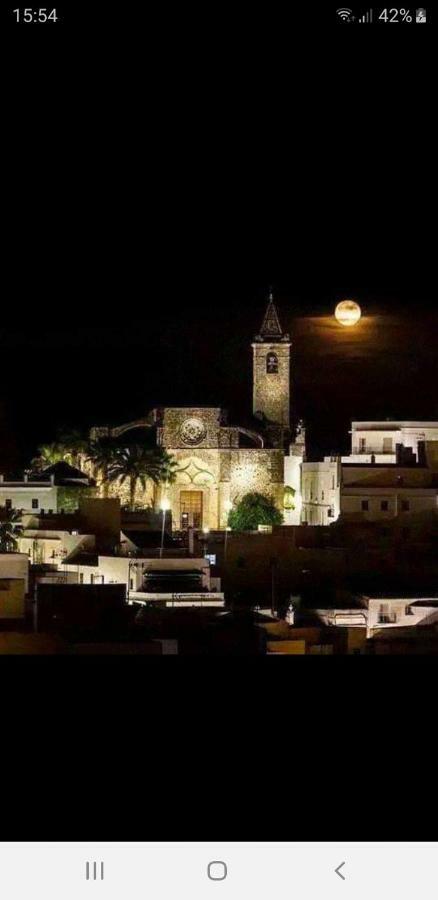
416 8 427 22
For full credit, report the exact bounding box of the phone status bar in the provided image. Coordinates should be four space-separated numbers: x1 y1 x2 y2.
336 7 428 23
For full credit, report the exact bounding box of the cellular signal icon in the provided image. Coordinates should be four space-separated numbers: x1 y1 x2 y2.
358 8 373 21
336 8 353 20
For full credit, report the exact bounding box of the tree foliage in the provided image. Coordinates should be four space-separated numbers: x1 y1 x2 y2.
228 492 283 531
56 427 89 467
0 507 23 552
86 437 120 497
31 442 65 471
107 445 177 510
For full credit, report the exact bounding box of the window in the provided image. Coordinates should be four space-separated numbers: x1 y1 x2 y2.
32 498 39 509
321 490 325 501
361 500 369 511
90 574 94 585
332 475 335 490
79 573 84 584
383 437 393 453
5 499 12 510
378 603 395 624
381 500 389 511
401 500 410 511
359 438 366 452
266 352 278 373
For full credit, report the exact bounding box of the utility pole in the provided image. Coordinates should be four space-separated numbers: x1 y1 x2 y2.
270 557 277 617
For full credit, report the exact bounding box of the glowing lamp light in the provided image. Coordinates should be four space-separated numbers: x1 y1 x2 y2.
160 497 171 512
335 299 362 327
224 500 233 512
284 485 296 511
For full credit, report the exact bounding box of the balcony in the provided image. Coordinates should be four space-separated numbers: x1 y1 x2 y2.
353 446 394 455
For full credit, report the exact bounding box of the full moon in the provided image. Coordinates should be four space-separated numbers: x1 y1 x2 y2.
335 299 362 327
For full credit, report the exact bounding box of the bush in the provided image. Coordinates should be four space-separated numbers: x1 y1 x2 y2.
228 492 283 531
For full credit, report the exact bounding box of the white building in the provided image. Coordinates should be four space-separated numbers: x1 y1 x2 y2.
344 421 438 464
341 464 437 521
18 529 94 566
365 595 438 636
309 595 438 638
0 553 30 593
283 424 306 525
61 554 224 608
300 457 341 526
0 475 57 514
294 421 438 526
0 554 29 618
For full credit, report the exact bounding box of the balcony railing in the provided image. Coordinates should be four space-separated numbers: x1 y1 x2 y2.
352 446 395 455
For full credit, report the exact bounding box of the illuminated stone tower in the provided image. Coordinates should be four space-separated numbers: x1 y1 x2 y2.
252 291 291 429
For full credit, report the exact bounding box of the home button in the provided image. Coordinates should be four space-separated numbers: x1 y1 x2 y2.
207 861 228 881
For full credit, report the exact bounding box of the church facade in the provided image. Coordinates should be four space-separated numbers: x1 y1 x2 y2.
156 406 284 530
91 295 296 530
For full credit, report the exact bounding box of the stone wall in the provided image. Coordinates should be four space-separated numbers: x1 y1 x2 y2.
159 408 224 449
229 450 284 510
158 447 284 530
164 449 220 530
86 407 286 527
252 342 291 426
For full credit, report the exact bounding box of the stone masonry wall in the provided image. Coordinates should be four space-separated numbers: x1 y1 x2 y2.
252 342 291 426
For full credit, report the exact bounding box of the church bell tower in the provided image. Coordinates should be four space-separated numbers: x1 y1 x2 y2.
252 291 291 429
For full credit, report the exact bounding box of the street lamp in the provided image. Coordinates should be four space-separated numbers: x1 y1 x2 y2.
127 559 135 603
224 499 233 522
202 526 210 558
224 499 233 561
160 497 171 559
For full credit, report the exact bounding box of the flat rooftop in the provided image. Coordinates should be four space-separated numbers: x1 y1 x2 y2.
351 421 438 429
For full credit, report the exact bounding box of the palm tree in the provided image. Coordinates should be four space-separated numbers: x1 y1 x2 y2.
31 442 65 472
86 437 119 498
107 445 177 511
56 427 89 469
0 508 23 552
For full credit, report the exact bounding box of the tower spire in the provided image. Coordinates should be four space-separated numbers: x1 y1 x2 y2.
256 288 289 342
252 288 292 429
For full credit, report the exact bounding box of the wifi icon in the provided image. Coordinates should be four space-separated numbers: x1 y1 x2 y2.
336 7 353 20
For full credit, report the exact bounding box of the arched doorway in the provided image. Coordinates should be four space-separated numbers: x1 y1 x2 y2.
180 490 203 529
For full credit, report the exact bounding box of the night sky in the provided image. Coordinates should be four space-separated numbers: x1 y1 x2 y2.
3 10 435 469
1 4 436 829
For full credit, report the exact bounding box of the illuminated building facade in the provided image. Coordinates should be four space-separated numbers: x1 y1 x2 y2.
90 295 292 530
344 421 438 464
301 457 341 526
252 291 291 434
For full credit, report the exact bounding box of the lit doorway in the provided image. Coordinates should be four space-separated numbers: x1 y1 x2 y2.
180 491 203 529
